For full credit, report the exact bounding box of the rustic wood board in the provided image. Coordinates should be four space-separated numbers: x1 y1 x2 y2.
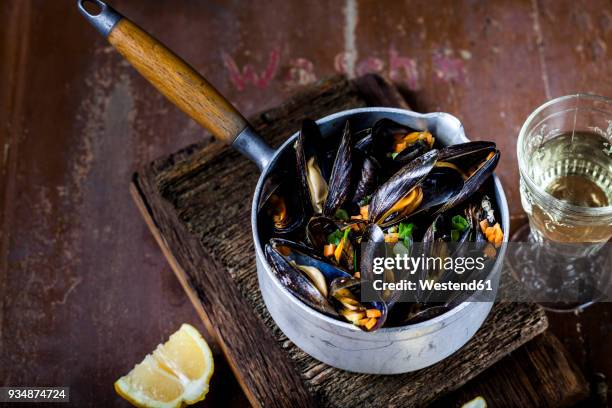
132 75 554 407
431 332 589 408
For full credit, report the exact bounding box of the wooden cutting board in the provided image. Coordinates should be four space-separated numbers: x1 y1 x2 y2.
131 75 588 407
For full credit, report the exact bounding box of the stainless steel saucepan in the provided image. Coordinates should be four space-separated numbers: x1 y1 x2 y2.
78 0 509 374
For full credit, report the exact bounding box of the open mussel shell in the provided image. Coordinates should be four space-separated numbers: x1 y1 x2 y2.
266 238 354 316
423 212 472 253
421 205 499 302
368 149 438 226
329 277 388 332
265 243 338 317
412 205 496 317
438 141 496 165
436 145 500 214
258 171 305 236
372 118 434 170
323 120 353 217
405 165 464 220
396 140 431 164
295 119 331 215
269 238 352 282
306 216 339 250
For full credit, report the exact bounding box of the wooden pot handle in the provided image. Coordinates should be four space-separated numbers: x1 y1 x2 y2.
79 0 247 145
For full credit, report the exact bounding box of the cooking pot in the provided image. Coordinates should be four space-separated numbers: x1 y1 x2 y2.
79 0 509 374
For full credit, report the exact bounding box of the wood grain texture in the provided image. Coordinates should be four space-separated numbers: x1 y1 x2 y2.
109 19 247 144
133 75 551 407
432 332 590 408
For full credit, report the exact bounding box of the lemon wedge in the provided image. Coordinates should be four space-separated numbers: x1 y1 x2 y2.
115 324 214 408
461 396 487 408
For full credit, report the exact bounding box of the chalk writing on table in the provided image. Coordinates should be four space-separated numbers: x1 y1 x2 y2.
222 47 469 91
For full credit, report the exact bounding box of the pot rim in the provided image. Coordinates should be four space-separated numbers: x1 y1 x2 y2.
251 107 510 335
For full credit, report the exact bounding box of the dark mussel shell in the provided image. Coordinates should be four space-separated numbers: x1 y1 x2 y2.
395 139 432 166
465 201 488 244
258 171 305 237
359 224 386 283
323 120 353 217
359 224 403 307
463 195 505 258
295 119 331 214
306 216 339 250
404 165 464 221
350 153 380 207
422 214 467 268
399 303 452 325
422 212 472 249
413 203 498 315
329 277 388 331
418 210 480 296
353 127 373 153
372 119 434 169
265 239 350 317
306 216 357 271
368 149 439 226
436 142 500 214
265 242 338 317
437 141 496 165
270 238 352 282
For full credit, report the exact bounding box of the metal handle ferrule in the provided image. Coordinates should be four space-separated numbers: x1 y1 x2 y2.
232 127 275 171
77 0 122 37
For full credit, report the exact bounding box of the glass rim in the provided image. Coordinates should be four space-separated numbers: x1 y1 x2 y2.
517 93 612 218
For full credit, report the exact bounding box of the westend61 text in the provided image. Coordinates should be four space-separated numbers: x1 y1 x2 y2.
372 279 493 292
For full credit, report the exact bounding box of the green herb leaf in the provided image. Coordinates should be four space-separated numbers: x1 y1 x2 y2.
451 215 469 232
335 208 349 221
451 229 460 242
391 152 399 160
327 229 343 245
398 222 415 241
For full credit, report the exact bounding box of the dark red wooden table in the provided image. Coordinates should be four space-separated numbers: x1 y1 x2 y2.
1 1 610 406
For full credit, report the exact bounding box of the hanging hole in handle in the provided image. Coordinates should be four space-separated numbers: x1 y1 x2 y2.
77 0 121 37
78 0 105 17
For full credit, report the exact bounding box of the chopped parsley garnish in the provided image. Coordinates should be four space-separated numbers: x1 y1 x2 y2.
398 222 414 241
450 215 469 242
451 215 469 231
398 221 415 248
